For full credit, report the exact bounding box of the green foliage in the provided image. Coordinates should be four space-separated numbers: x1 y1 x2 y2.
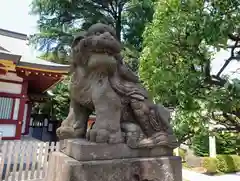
40 52 69 64
140 0 240 142
216 155 236 173
216 132 239 154
30 0 155 70
172 109 207 144
231 155 240 171
34 53 70 120
182 162 191 169
179 148 187 161
122 45 140 74
201 157 217 173
201 155 240 173
191 131 239 156
122 0 156 52
191 131 209 157
51 76 70 120
173 148 186 161
30 1 156 119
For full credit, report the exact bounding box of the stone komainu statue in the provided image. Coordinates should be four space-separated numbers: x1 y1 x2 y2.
56 23 178 148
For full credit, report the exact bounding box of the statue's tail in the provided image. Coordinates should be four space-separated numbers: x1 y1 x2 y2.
130 99 173 136
130 99 154 137
129 99 178 149
150 104 174 134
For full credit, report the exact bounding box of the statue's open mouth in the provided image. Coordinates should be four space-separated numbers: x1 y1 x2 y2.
76 32 121 72
82 32 121 56
87 53 117 71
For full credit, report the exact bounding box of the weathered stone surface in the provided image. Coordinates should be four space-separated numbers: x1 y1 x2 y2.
50 22 182 181
56 23 178 149
63 139 173 161
46 152 182 181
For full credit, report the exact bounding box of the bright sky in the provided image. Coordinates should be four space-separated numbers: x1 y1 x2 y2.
0 0 239 78
212 50 240 79
0 0 37 35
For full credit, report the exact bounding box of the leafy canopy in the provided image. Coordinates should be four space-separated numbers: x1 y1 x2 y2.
51 76 71 121
30 0 155 62
192 131 239 156
140 0 240 142
30 0 156 119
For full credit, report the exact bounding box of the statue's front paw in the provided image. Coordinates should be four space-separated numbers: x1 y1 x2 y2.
56 126 85 140
56 127 74 140
86 128 123 144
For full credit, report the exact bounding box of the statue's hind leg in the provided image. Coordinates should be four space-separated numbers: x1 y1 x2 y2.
87 78 123 143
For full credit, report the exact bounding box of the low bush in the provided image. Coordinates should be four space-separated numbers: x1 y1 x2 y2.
173 148 187 161
200 155 240 174
216 155 236 173
201 157 217 173
231 155 240 171
179 148 187 161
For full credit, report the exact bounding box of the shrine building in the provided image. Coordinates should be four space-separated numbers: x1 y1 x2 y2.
0 28 69 140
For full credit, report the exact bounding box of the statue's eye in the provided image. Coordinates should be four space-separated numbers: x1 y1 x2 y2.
99 30 105 34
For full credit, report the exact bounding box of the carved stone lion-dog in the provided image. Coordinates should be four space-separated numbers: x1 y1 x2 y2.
56 23 178 148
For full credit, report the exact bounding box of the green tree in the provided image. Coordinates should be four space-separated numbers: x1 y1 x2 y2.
191 131 209 157
140 0 240 143
36 53 71 120
40 51 69 64
30 0 155 66
52 76 71 120
171 109 208 144
30 0 156 120
191 131 239 156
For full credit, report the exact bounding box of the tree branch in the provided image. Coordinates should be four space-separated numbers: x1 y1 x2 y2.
226 45 240 48
230 110 240 119
211 112 235 129
216 39 239 77
109 1 117 18
86 1 115 18
222 113 240 131
228 33 240 41
213 127 238 132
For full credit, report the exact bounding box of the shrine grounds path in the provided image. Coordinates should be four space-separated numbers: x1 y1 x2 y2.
182 169 240 181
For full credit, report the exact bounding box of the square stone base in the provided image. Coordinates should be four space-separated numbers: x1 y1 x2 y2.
46 152 182 181
60 139 174 161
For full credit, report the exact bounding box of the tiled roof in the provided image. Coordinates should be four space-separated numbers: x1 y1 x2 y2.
0 28 69 72
0 46 9 52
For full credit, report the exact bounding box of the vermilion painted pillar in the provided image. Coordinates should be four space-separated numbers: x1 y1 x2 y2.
15 80 28 139
23 102 32 135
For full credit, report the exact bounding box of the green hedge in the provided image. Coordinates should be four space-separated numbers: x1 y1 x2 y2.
216 155 235 173
179 148 187 161
201 157 217 173
173 148 186 161
230 155 240 171
201 155 240 173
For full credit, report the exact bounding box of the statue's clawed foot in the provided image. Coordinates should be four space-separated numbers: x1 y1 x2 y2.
56 126 86 140
86 128 123 144
56 127 74 139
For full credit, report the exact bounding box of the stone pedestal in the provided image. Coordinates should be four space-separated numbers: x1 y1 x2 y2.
46 139 182 181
